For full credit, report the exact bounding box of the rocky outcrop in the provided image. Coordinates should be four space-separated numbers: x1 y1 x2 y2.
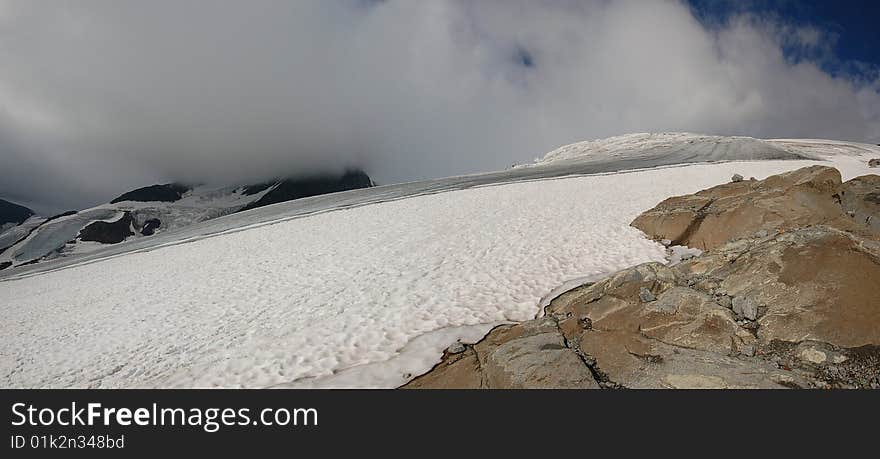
631 166 875 250
406 166 880 389
140 218 162 236
78 213 135 244
110 183 190 204
404 318 599 389
0 198 34 226
869 158 880 168
239 170 373 212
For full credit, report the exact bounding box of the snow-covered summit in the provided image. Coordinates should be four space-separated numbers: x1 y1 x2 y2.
536 132 880 165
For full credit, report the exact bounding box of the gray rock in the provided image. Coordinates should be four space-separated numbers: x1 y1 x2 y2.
732 295 760 321
639 287 657 302
869 158 880 168
446 342 466 354
731 173 744 183
578 316 592 330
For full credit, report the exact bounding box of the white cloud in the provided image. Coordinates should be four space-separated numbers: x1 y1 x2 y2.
1 0 878 212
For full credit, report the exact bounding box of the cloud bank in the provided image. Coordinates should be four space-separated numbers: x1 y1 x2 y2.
1 0 879 213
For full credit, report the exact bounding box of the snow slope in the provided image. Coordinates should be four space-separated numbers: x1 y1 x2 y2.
2 146 875 388
0 133 825 279
768 138 880 158
0 216 45 254
1 133 877 388
537 132 811 165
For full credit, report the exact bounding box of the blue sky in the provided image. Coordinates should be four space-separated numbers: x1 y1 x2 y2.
688 0 880 81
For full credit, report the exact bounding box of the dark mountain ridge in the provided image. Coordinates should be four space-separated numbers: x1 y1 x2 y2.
0 199 34 226
240 169 373 212
110 183 191 204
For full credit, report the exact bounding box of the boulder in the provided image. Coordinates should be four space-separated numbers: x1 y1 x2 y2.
869 158 880 168
239 170 373 212
446 341 466 354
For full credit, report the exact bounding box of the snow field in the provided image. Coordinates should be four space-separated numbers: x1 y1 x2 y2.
0 155 875 388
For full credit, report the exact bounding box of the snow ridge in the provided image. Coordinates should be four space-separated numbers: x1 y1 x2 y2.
538 132 810 164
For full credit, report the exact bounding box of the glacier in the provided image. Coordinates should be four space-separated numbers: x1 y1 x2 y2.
1 133 878 388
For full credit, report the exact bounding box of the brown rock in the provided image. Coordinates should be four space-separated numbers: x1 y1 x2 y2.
840 174 880 234
676 226 880 349
402 319 599 389
543 264 795 388
402 347 484 389
631 166 856 250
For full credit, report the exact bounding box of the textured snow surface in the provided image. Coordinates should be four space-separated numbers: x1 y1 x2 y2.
537 132 807 164
0 216 45 252
5 156 874 389
8 210 120 263
768 138 880 158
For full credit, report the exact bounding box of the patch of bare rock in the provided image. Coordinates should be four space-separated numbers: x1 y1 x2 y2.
403 165 880 389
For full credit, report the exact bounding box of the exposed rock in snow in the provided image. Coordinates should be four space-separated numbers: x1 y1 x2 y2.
141 218 162 236
0 198 34 227
239 169 373 213
77 212 135 244
110 183 190 204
